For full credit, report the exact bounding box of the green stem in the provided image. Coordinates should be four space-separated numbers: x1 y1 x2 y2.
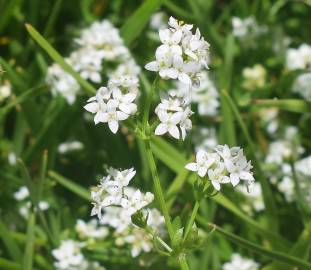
145 141 175 241
178 254 190 270
142 75 158 133
183 200 200 241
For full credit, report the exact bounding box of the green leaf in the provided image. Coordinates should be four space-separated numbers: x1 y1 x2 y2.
253 99 311 113
172 228 184 249
219 34 236 146
0 258 21 270
0 222 23 262
120 0 164 46
209 223 311 270
172 216 182 234
25 24 96 95
23 213 36 270
150 137 186 171
48 170 91 201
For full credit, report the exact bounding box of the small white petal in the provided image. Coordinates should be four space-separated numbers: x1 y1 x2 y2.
84 102 98 113
155 123 168 135
145 61 159 71
185 162 198 171
230 173 240 186
108 120 119 134
168 125 180 139
211 181 221 191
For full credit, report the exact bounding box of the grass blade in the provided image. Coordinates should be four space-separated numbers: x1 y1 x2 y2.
23 213 36 270
0 222 23 262
25 23 96 95
120 0 164 46
0 258 21 270
48 170 91 201
253 99 311 113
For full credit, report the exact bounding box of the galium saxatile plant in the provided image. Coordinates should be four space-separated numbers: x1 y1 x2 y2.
81 16 256 269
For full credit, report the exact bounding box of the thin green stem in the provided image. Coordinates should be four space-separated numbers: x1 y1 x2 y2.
142 76 158 133
178 254 190 270
145 141 175 241
183 200 200 241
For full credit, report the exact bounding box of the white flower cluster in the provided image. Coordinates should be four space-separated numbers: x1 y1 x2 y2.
145 16 210 86
75 219 109 240
58 140 84 154
84 76 139 133
223 253 259 270
91 167 154 220
186 145 255 191
0 80 12 102
169 71 219 116
52 240 105 270
293 72 311 99
155 94 193 140
286 43 311 71
232 17 267 39
242 64 266 90
46 19 140 104
113 208 165 257
13 186 49 218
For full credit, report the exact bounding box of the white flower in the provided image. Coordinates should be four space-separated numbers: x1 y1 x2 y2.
145 16 210 86
14 186 29 201
0 80 12 102
169 72 219 116
186 145 254 190
84 78 138 134
232 16 267 39
121 189 154 216
91 167 154 222
293 72 311 99
75 219 109 239
76 20 130 61
58 141 84 154
223 253 259 270
208 164 230 191
155 95 193 140
237 182 264 212
8 151 17 166
185 149 219 177
278 176 295 203
69 47 105 83
46 62 80 104
295 155 311 177
286 43 311 71
52 240 85 270
242 64 266 90
150 12 167 30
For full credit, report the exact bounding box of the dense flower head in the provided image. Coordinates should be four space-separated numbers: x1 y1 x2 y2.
91 167 154 222
145 16 210 86
84 76 139 133
185 145 255 191
76 20 130 61
286 43 311 71
46 19 140 105
155 94 193 140
223 253 259 270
